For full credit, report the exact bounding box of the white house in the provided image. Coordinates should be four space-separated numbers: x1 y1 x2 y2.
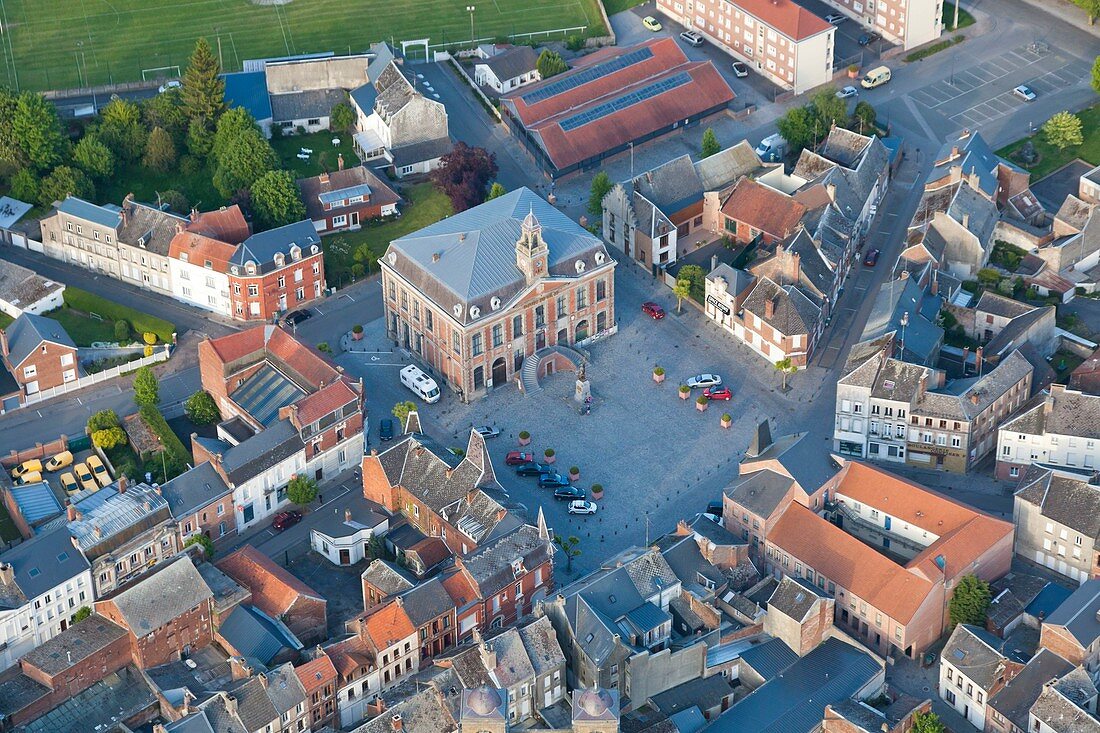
473 45 541 94
0 526 94 671
996 385 1100 480
0 260 64 320
310 503 390 566
939 624 1010 729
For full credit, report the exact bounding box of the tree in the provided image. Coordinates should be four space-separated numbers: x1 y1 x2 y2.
911 711 946 733
775 357 798 391
72 606 92 623
184 534 215 559
38 166 93 208
553 534 582 572
185 390 221 425
392 401 417 423
777 105 819 155
142 90 190 144
977 267 1003 288
0 87 19 166
536 49 568 78
1076 0 1100 24
88 409 120 432
13 92 66 170
486 182 506 200
431 142 498 212
181 38 226 126
587 171 613 219
1093 55 1100 94
187 117 215 158
678 265 707 302
330 101 355 132
700 128 720 158
287 475 318 505
160 189 190 215
143 126 177 170
212 108 262 164
811 88 849 132
851 100 877 134
1041 111 1084 150
98 98 148 162
949 574 992 626
113 319 131 342
133 366 160 407
213 128 277 197
673 277 691 314
9 168 38 204
73 135 115 180
251 170 307 229
91 426 128 450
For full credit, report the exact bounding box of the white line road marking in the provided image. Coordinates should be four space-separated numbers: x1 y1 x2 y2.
314 307 325 315
340 293 355 302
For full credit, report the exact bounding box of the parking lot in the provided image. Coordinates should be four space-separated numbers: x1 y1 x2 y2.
789 0 896 68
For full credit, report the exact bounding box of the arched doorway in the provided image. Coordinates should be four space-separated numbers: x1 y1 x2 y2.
556 327 568 345
575 319 589 341
596 311 607 333
491 357 507 387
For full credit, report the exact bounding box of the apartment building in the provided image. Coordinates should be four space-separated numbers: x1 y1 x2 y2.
1013 466 1100 585
996 385 1100 480
227 220 326 321
938 624 1021 729
166 208 248 318
819 0 941 50
657 0 835 93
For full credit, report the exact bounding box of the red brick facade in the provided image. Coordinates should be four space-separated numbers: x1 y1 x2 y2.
176 493 237 547
0 332 79 397
228 251 326 322
96 597 214 669
296 654 339 730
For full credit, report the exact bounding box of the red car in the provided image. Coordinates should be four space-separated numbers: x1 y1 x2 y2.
272 510 303 530
704 386 733 401
505 451 535 466
863 248 880 266
642 302 666 319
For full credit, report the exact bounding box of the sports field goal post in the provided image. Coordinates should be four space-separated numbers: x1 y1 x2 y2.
142 65 181 81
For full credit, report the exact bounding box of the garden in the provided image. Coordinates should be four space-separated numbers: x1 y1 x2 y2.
44 286 175 348
998 105 1100 180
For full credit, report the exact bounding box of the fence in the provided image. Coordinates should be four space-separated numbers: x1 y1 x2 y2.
42 79 160 101
21 345 171 408
0 435 71 468
445 56 503 122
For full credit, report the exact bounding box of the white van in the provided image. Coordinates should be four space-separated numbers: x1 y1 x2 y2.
860 65 891 89
400 364 441 403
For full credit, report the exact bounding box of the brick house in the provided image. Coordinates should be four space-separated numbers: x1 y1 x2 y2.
354 597 420 691
227 220 326 321
397 576 457 661
216 545 328 645
736 276 821 367
160 461 236 547
720 177 806 245
441 565 483 644
361 559 415 610
0 312 78 398
722 455 827 557
297 164 401 234
296 651 339 730
95 556 214 668
1039 579 1100 669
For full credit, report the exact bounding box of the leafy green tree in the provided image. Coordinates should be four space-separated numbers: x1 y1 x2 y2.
329 101 355 132
1041 111 1084 150
1076 0 1100 24
160 189 190 215
13 91 66 170
977 268 1002 288
38 166 93 208
287 475 318 505
9 168 38 203
392 400 417 423
133 366 160 407
811 88 848 131
251 170 306 229
777 105 819 155
553 534 582 572
98 98 147 162
851 100 877 134
587 171 613 219
213 129 277 198
184 534 215 559
113 319 131 342
949 574 992 626
142 90 190 144
0 87 19 165
536 49 568 78
678 264 707 301
700 128 720 158
911 711 946 733
187 118 215 158
486 182 506 200
212 108 261 164
1093 56 1100 94
185 390 221 425
181 38 226 126
88 409 120 432
775 357 798 390
73 135 115 180
673 278 691 314
72 607 92 623
143 127 177 170
91 426 128 450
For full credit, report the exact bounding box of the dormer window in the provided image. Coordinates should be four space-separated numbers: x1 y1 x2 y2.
274 253 285 267
290 245 302 261
310 244 320 255
350 195 364 204
245 261 256 275
179 253 188 262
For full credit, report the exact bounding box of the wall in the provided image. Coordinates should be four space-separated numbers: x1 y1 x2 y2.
1040 624 1088 666
20 346 171 409
624 642 707 710
1012 494 1095 584
264 56 371 93
96 597 214 669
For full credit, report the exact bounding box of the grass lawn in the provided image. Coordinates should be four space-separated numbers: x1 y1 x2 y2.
0 501 20 544
54 286 176 344
97 159 226 214
46 307 118 346
603 0 648 14
0 311 14 330
941 2 976 30
324 181 452 287
997 105 1100 180
272 130 361 180
0 0 608 93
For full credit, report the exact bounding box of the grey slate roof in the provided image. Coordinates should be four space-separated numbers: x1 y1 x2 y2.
767 576 826 623
630 154 705 218
21 614 127 675
269 88 346 123
946 181 999 247
55 196 123 229
231 220 320 273
723 468 799 519
479 45 539 82
742 277 819 336
197 562 250 617
985 306 1055 361
651 675 734 715
1015 467 1100 540
0 525 89 609
517 615 565 676
658 534 725 594
463 523 552 597
352 685 457 733
861 274 943 365
919 349 1032 421
696 140 769 192
706 263 755 296
105 556 212 637
227 675 280 733
738 636 798 681
118 200 187 256
218 604 302 663
398 576 455 627
19 664 157 733
989 648 1074 731
161 461 232 518
3 312 75 367
1030 685 1100 733
1002 387 1100 440
361 558 416 597
390 137 453 168
977 291 1036 320
384 187 608 326
943 623 1009 689
928 130 1017 199
311 495 388 539
0 259 63 311
218 418 304 485
1045 579 1100 647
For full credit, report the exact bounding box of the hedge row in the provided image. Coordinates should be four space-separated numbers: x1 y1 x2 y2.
62 286 175 343
138 405 192 479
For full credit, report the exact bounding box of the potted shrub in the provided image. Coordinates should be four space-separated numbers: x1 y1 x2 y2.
569 466 580 482
721 413 732 429
653 366 666 384
591 483 604 500
518 430 531 446
679 384 691 400
352 324 364 341
696 395 709 412
544 448 556 464
848 64 860 78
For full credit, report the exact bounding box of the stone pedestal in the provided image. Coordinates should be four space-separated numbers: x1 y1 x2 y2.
574 377 591 404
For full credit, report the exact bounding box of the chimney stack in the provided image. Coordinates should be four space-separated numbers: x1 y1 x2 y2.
391 714 403 731
930 273 939 296
345 508 353 523
118 475 128 494
951 146 959 159
764 295 776 320
67 504 80 522
224 695 238 717
0 562 14 585
975 346 983 374
93 525 103 539
918 373 928 397
970 392 980 405
826 183 837 202
790 250 801 282
191 208 199 222
338 153 345 171
319 171 330 185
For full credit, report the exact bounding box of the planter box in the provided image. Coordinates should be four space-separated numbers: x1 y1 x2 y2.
592 490 604 501
352 331 364 341
679 390 690 400
653 372 665 384
569 472 580 482
696 401 709 412
544 454 556 464
721 417 732 428
519 436 531 446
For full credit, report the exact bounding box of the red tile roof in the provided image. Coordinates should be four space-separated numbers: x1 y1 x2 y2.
216 545 325 618
409 537 453 569
168 230 239 273
504 38 734 172
734 0 832 40
441 567 479 608
205 326 340 391
294 378 360 425
363 599 416 650
327 635 376 679
186 205 251 244
295 654 338 694
721 177 806 239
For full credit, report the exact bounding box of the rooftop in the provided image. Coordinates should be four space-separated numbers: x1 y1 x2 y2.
218 603 303 663
1015 466 1100 541
3 312 75 367
732 0 833 39
1002 385 1100 440
216 545 325 618
102 556 213 637
0 260 63 311
1044 579 1100 647
65 482 171 556
942 623 1008 690
18 665 157 733
21 614 127 675
161 461 233 518
721 177 806 239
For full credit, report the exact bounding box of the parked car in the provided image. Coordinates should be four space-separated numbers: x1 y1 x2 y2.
45 451 73 472
505 451 535 466
686 373 722 389
825 13 846 24
14 471 42 486
516 462 554 477
538 473 572 489
705 500 723 520
281 309 312 327
679 30 704 46
642 15 663 31
272 510 303 530
858 32 879 46
60 472 79 496
85 455 111 487
379 418 394 441
704 386 733 401
158 80 182 94
863 248 880 266
642 301 666 320
568 500 598 515
731 61 749 78
11 459 42 478
836 85 859 99
474 426 500 439
554 486 586 501
1013 84 1036 102
73 462 97 492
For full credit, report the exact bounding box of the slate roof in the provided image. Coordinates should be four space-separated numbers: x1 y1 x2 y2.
0 259 63 311
463 523 552 597
0 525 89 609
351 685 457 733
264 662 308 715
269 88 346 122
630 154 705 218
928 130 1017 199
55 196 123 229
1002 386 1100 439
398 576 455 627
989 649 1074 731
943 623 1007 689
227 675 280 733
479 45 539 82
977 291 1036 320
919 349 1033 421
697 140 771 192
1044 579 1100 647
985 306 1054 362
217 418 304 485
723 466 800 519
658 534 725 594
161 461 232 518
517 615 565 676
230 220 320 273
361 560 416 601
738 636 798 681
651 675 734 716
223 70 273 121
390 137 453 168
1015 466 1100 540
741 277 820 337
1030 685 1100 733
22 614 127 675
311 496 388 539
197 562 250 617
385 188 607 326
3 312 75 367
706 263 755 298
20 664 157 733
118 199 187 256
767 576 827 623
218 604 302 663
105 556 212 637
946 181 999 248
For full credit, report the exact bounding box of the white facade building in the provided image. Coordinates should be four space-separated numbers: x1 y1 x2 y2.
996 385 1100 480
168 256 231 317
311 506 390 566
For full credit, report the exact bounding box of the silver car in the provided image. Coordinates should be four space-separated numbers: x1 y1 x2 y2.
685 373 723 389
568 500 598 515
1013 85 1036 102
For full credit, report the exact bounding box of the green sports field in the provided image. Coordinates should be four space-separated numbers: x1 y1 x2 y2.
0 0 607 92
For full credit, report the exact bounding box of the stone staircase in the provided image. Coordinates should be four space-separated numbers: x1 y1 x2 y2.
519 345 588 396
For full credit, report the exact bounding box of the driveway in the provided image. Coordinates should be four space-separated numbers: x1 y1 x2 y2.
1031 159 1095 213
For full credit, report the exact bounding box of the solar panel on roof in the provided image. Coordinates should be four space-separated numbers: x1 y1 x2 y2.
520 46 654 104
558 72 693 132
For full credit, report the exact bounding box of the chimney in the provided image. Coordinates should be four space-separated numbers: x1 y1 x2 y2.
445 467 454 480
930 273 939 296
118 475 128 494
951 146 959 159
975 346 983 374
190 208 199 222
258 672 269 688
711 254 719 272
319 171 330 185
970 392 980 405
764 296 776 320
67 504 79 522
224 694 238 717
345 508 353 522
918 373 928 398
175 222 185 234
338 153 345 171
790 250 801 282
391 713 403 731
825 183 837 202
962 213 970 229
370 448 378 457
0 562 14 585
228 657 253 680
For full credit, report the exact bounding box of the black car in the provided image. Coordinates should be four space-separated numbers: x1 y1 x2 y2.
281 309 312 327
705 501 723 520
553 486 586 501
538 473 572 489
516 462 553 477
379 418 394 441
858 32 879 46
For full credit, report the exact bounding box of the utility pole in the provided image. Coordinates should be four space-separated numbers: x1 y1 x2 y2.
953 0 960 31
467 6 476 47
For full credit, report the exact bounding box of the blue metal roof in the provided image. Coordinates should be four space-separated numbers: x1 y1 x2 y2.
223 71 273 123
349 82 378 113
230 365 305 426
738 636 798 682
318 183 372 206
11 482 62 524
1026 582 1073 621
55 196 122 229
219 604 302 664
624 601 672 634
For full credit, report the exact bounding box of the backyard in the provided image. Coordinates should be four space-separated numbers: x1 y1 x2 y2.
45 287 176 347
272 130 361 180
998 104 1100 180
97 159 224 215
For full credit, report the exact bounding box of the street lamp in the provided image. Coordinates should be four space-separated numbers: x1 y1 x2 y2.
466 6 476 46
